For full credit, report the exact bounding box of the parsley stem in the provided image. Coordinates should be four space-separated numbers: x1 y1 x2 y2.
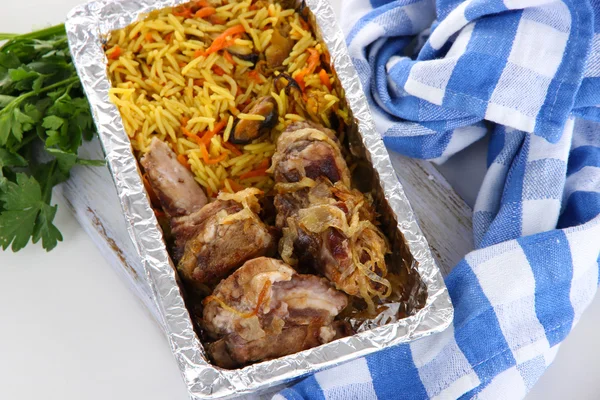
0 24 66 44
0 76 80 115
41 160 57 204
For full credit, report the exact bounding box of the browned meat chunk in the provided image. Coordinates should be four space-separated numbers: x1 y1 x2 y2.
176 189 276 285
231 96 279 144
140 139 276 285
203 257 348 367
272 123 391 314
271 122 351 187
141 138 207 217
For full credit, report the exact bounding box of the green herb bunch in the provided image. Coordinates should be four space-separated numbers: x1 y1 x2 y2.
0 24 101 252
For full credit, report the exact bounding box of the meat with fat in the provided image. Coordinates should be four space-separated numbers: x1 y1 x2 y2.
202 257 348 367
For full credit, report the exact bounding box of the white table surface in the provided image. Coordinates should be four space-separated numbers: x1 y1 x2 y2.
2 2 599 399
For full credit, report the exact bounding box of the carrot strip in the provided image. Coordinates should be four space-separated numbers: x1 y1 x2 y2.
173 6 192 18
142 174 160 206
239 167 268 180
199 143 210 163
294 69 307 92
195 6 216 18
194 0 209 7
247 69 263 83
194 79 205 87
181 116 190 127
200 120 227 145
210 15 227 25
256 158 269 169
177 154 191 169
199 143 227 165
307 48 320 73
224 51 234 64
145 33 154 42
319 69 332 91
182 126 202 143
228 179 245 192
108 45 121 60
193 49 204 58
223 142 242 156
204 24 246 55
212 65 225 76
205 153 228 165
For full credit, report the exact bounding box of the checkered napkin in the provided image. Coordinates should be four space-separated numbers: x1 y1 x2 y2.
274 0 600 399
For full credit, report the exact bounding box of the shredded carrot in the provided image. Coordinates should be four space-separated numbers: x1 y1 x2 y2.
142 174 160 206
205 153 228 165
165 32 173 43
229 105 239 115
224 51 234 64
319 69 332 91
177 154 191 169
200 120 227 145
307 48 320 73
193 49 204 58
181 116 189 127
199 143 228 164
145 33 154 42
210 15 227 25
179 61 187 68
294 69 307 92
195 6 216 18
247 69 263 84
108 45 121 60
223 142 242 156
240 167 268 180
173 6 192 18
182 126 201 143
194 79 205 87
212 65 225 76
204 24 246 55
300 18 310 31
256 158 269 169
194 0 209 7
206 185 214 197
228 179 245 192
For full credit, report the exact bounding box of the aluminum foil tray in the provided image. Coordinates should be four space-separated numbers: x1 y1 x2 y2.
65 0 453 398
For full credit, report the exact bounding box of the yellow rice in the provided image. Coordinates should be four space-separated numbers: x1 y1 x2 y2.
105 0 349 197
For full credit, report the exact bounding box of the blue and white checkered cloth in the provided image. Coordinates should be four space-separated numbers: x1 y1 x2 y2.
274 0 600 398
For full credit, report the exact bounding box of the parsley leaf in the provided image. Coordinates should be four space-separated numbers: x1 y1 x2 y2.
0 24 102 252
0 173 62 251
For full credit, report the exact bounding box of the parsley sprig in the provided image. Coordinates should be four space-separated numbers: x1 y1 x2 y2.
0 24 102 252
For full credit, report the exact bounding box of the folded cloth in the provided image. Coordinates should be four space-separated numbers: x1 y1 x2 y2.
274 0 600 399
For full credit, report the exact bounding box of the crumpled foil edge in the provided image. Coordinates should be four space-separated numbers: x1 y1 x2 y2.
65 0 454 398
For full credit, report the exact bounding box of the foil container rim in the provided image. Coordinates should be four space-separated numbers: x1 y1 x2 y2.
65 0 454 398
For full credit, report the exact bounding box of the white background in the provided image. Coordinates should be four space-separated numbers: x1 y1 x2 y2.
1 1 599 399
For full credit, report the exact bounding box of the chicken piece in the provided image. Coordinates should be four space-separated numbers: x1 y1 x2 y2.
203 257 348 367
231 96 279 144
272 123 391 313
271 122 351 187
176 189 277 285
141 138 207 217
265 24 294 69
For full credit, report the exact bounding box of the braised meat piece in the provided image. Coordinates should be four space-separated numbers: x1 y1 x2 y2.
203 257 348 368
141 139 276 285
176 189 277 285
271 122 351 187
141 138 207 217
272 123 391 314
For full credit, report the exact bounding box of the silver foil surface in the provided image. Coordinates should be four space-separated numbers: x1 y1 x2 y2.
65 1 454 398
